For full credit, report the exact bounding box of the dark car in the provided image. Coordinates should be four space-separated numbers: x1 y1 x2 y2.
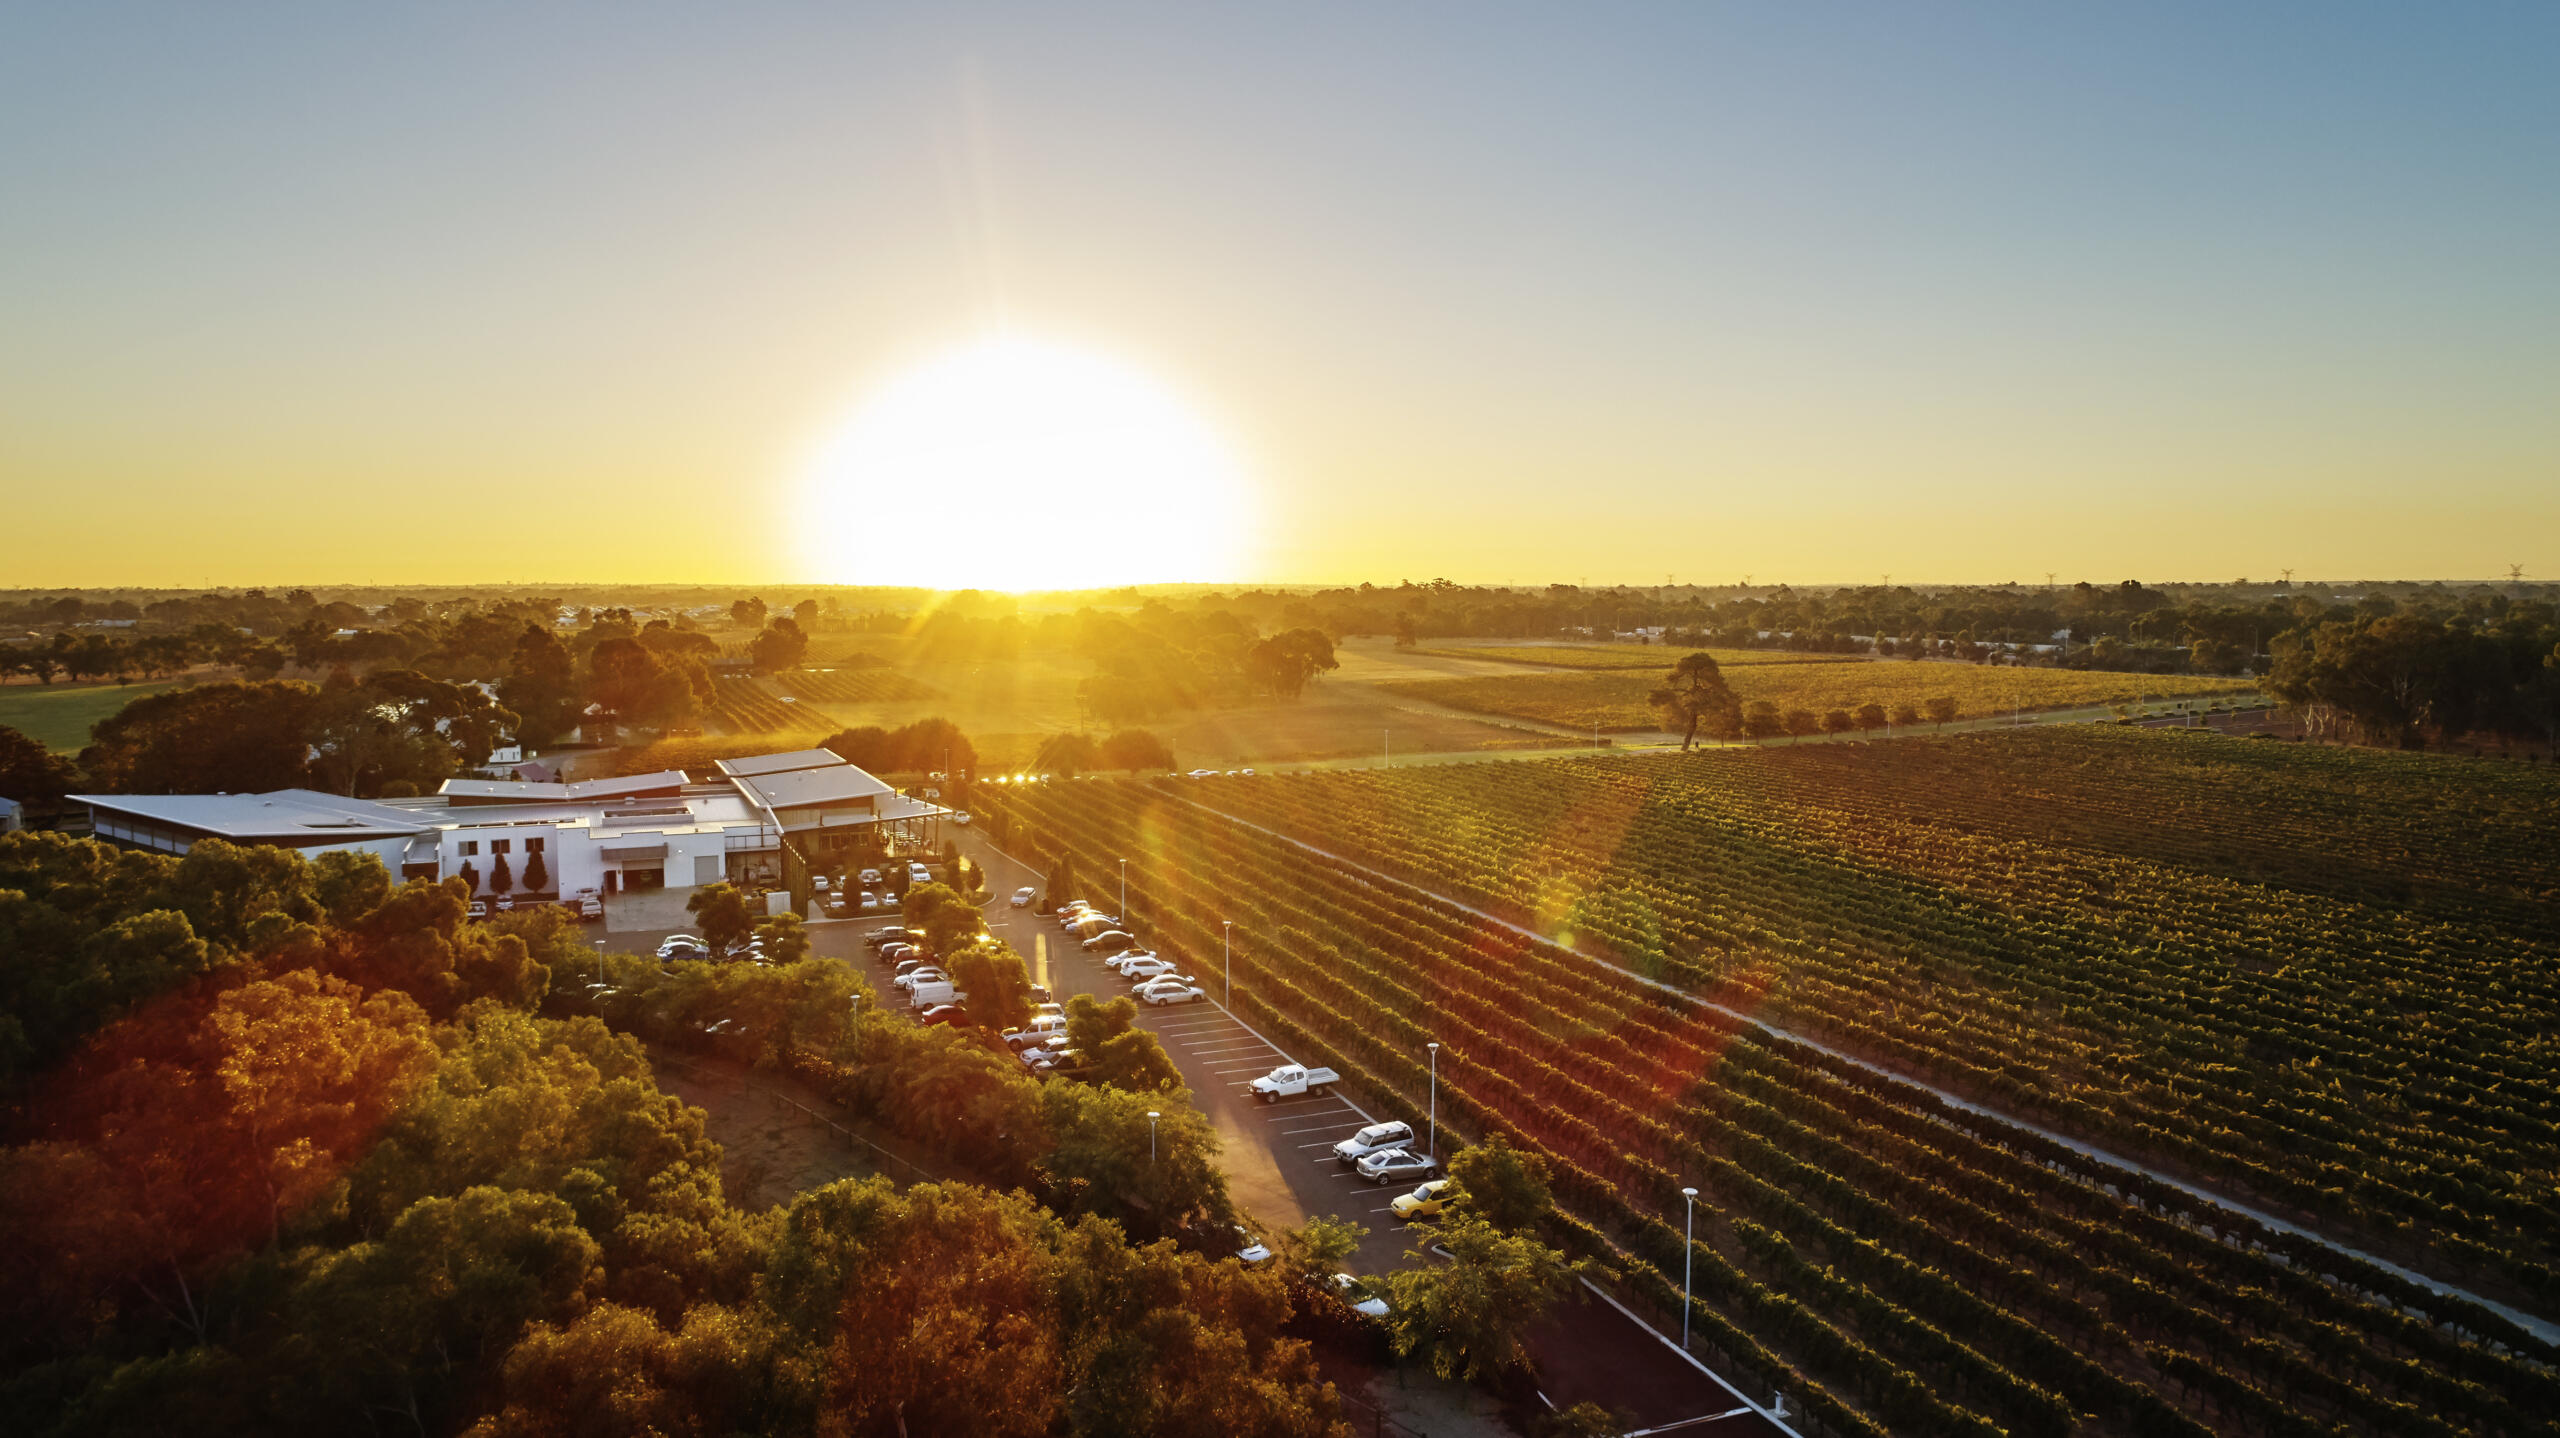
866 926 915 950
918 1004 969 1027
1082 930 1136 954
1026 983 1054 1005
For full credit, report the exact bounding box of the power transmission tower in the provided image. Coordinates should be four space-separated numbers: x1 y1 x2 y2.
2510 563 2526 585
2280 568 2294 589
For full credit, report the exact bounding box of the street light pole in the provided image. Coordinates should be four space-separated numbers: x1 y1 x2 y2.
593 940 604 985
1680 1187 1699 1349
1223 920 1233 1007
1426 1042 1440 1162
1118 858 1127 918
1147 1110 1161 1164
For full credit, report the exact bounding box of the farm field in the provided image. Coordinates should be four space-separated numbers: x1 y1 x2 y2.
0 679 184 751
706 674 838 735
1414 643 1864 669
1184 729 2560 1305
779 666 942 704
978 759 2559 1438
754 633 1561 771
1386 662 2252 731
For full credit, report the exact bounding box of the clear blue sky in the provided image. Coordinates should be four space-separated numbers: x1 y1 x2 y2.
3 3 2553 585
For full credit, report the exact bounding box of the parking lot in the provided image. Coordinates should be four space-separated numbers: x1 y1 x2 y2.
959 829 1425 1274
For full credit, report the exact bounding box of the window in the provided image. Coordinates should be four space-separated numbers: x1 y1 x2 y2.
526 836 545 854
493 839 511 855
459 841 479 856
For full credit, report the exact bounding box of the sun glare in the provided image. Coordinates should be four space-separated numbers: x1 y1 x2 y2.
799 335 1253 590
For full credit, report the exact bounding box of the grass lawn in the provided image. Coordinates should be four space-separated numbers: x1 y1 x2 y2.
0 679 185 752
1383 664 2256 732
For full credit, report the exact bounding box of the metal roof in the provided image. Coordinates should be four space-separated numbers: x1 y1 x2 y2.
731 763 897 812
437 770 691 804
72 789 433 840
714 748 847 778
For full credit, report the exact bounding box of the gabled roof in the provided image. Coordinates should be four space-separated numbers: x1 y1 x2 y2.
73 789 433 840
714 748 847 779
731 763 896 812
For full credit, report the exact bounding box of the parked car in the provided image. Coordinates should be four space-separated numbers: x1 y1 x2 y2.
1234 1227 1272 1265
882 943 920 964
1187 768 1219 778
575 893 603 922
1331 1273 1390 1318
467 899 489 918
952 811 972 826
657 935 709 959
907 978 962 1008
1249 1063 1340 1101
1024 1043 1084 1073
917 1004 968 1027
1011 886 1038 908
1136 977 1204 1006
1391 1179 1459 1221
1333 1121 1416 1165
892 966 947 991
813 876 829 892
1002 1014 1070 1049
866 926 914 949
858 868 881 887
1027 986 1055 1007
1082 930 1137 954
1120 955 1184 981
1103 949 1160 974
1356 1148 1438 1185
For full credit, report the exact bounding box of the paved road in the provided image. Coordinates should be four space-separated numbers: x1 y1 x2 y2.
955 824 1424 1275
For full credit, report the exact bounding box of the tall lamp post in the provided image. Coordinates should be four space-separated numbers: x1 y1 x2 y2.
592 940 605 985
1147 1110 1161 1164
1680 1186 1700 1350
1118 858 1127 919
1426 1042 1441 1161
1222 920 1234 1007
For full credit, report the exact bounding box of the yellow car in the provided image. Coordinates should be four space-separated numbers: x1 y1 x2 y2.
1390 1179 1459 1221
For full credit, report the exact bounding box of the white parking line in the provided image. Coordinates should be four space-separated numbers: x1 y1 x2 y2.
1180 1040 1272 1056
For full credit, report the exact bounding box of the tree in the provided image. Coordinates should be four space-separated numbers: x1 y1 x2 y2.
1042 851 1081 913
1035 733 1103 777
1924 695 1960 727
1820 708 1855 735
499 625 582 748
949 943 1036 1033
0 724 78 802
1891 702 1922 728
729 596 768 630
1445 1134 1553 1232
1742 700 1785 739
754 912 810 963
80 681 322 794
1649 653 1740 749
587 638 700 730
899 882 982 956
1854 703 1888 732
1783 708 1821 736
686 884 757 954
1098 729 1175 774
1381 1212 1595 1382
747 618 809 674
521 846 549 893
1063 993 1183 1095
1244 629 1338 700
490 853 514 895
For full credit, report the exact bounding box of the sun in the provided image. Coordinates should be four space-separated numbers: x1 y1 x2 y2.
798 335 1254 590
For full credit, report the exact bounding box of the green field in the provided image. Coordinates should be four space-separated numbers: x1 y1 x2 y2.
1385 662 2252 731
1413 643 1863 669
0 680 184 752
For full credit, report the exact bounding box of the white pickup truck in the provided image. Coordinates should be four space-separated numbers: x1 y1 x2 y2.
1249 1063 1340 1102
